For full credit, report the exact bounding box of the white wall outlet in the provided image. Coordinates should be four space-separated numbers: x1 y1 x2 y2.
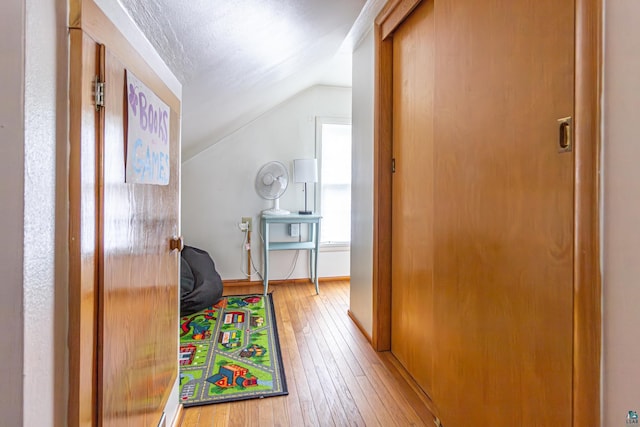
241 216 252 231
289 223 300 237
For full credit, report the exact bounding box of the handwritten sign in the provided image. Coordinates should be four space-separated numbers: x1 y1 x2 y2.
125 70 170 185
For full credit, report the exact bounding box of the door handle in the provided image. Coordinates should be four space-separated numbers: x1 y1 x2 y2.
169 236 184 252
557 117 572 153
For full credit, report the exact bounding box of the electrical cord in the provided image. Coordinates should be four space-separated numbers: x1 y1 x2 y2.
249 253 264 281
254 216 302 281
239 228 251 278
282 249 300 281
238 224 266 281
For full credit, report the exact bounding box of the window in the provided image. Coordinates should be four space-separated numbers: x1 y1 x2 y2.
316 118 352 245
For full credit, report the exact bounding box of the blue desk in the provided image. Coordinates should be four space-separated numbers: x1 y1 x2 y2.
261 213 322 295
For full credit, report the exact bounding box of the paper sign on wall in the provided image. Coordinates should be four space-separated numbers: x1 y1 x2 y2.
125 70 171 185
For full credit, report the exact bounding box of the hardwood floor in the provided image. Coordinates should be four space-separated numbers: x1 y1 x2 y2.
179 280 435 427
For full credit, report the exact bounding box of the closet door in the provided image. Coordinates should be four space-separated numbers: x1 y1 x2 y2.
384 0 575 424
390 0 435 397
431 0 575 425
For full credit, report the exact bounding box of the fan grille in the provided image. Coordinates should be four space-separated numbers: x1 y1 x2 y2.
255 161 289 200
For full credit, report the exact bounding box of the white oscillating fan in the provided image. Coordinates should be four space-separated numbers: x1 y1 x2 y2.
255 161 290 215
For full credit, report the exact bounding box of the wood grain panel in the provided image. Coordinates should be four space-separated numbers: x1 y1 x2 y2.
69 0 82 28
68 28 99 427
431 0 575 425
376 0 422 40
390 0 435 398
372 23 394 352
98 46 180 426
373 0 600 425
573 0 602 423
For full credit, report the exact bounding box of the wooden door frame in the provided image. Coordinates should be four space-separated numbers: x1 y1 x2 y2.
371 0 602 424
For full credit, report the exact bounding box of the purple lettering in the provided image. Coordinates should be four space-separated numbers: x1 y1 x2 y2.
128 84 138 115
138 92 148 130
148 104 158 139
160 110 169 144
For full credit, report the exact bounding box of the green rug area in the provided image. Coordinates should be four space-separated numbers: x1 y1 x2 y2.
179 293 288 406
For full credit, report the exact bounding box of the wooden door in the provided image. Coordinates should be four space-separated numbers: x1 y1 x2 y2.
390 0 435 397
68 1 182 424
98 47 181 425
431 1 575 424
387 0 575 425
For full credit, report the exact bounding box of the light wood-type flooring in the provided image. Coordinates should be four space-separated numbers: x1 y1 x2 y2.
178 279 435 427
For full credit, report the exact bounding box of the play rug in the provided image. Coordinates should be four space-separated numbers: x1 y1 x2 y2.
178 293 288 406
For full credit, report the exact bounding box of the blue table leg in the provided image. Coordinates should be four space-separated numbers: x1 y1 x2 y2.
263 218 269 295
314 222 320 294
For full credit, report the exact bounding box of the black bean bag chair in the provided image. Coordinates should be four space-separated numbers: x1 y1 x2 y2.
180 245 224 316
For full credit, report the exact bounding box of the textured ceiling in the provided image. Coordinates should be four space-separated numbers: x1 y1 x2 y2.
118 0 368 159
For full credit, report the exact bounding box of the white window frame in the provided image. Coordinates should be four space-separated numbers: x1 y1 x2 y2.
315 116 352 249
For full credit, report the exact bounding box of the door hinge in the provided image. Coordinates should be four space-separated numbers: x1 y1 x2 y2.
94 76 105 110
392 158 396 173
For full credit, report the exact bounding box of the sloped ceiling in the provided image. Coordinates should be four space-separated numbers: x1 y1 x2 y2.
118 0 371 160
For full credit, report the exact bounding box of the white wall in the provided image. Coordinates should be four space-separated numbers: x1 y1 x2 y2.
349 29 375 337
182 85 351 282
0 0 25 425
603 0 640 424
1 1 72 424
22 0 68 425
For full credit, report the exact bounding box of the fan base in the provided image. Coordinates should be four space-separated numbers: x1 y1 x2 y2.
262 208 290 215
298 210 313 215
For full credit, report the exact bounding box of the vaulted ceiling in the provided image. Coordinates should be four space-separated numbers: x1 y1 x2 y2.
118 0 382 159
